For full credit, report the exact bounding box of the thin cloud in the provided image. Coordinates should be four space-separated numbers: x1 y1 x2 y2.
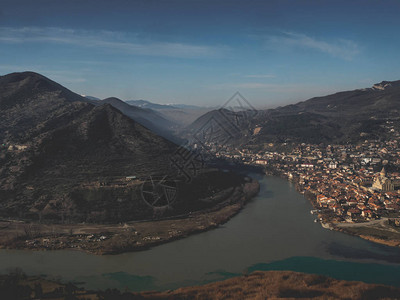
211 82 287 90
0 26 229 58
264 31 360 60
244 74 276 78
209 82 338 94
235 83 275 89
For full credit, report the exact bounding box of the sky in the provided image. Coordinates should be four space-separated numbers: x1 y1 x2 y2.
1 0 400 108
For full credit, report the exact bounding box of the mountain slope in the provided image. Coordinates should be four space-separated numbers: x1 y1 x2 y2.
98 97 179 142
276 80 400 118
0 72 248 223
0 72 181 221
258 80 400 143
188 80 400 145
0 71 84 109
0 72 91 143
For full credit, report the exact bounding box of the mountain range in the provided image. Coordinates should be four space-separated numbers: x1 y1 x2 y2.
0 72 244 223
125 99 215 127
93 97 180 142
188 80 400 146
2 71 399 222
0 72 179 220
83 96 214 130
126 99 204 110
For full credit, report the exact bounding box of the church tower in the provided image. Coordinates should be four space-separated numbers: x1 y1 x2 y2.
380 166 387 178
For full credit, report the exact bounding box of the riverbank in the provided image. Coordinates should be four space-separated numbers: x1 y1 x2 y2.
2 269 400 299
334 218 400 248
265 167 400 248
2 174 400 292
0 180 259 255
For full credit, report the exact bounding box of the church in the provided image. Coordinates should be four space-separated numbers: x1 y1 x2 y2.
372 167 400 192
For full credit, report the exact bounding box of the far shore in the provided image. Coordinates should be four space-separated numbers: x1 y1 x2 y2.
0 181 260 255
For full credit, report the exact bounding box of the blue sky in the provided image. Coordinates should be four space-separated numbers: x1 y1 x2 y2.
1 0 400 108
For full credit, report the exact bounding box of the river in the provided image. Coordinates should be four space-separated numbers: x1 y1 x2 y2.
1 173 400 291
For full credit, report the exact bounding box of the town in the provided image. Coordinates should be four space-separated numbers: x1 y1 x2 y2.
207 131 400 230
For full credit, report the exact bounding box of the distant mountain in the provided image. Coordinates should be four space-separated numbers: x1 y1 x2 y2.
96 97 180 142
159 107 215 128
126 99 204 110
125 100 214 127
169 103 205 109
126 99 176 110
82 95 101 101
0 72 246 223
189 80 400 145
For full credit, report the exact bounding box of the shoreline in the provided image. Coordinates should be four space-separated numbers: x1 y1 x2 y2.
0 180 260 255
265 168 400 249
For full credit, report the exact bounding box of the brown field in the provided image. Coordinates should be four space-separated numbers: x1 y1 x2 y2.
2 270 400 300
140 270 400 300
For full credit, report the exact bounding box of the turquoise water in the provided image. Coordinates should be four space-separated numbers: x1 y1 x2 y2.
35 256 400 291
249 257 400 288
1 174 400 291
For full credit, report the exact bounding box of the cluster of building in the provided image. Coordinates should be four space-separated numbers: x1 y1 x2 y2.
214 139 400 223
1 143 29 152
23 233 112 250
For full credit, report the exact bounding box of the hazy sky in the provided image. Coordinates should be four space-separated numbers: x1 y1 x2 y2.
1 0 400 107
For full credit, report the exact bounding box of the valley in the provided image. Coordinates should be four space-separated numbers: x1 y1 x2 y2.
2 72 400 297
2 1 400 298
